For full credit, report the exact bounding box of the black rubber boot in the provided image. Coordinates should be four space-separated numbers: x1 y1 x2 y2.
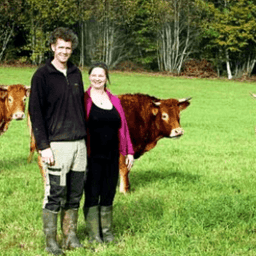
100 205 114 243
42 208 64 255
61 208 83 249
83 205 103 243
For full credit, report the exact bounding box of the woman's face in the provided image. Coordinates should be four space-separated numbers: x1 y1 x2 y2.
89 67 107 89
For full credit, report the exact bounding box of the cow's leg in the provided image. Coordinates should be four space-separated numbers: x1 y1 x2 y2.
38 155 46 186
119 154 130 193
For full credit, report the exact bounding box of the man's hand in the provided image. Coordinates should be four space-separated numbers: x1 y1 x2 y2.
40 148 55 166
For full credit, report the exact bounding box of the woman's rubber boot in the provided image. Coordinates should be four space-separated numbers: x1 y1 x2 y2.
83 205 103 243
42 208 64 255
100 205 115 243
61 208 83 249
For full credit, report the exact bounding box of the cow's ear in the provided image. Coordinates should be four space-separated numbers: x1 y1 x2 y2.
178 97 191 111
0 85 8 91
152 108 159 115
152 101 161 115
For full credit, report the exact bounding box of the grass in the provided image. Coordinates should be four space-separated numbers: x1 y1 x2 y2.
1 66 256 255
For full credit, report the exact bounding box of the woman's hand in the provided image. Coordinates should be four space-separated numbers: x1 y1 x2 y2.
125 154 134 171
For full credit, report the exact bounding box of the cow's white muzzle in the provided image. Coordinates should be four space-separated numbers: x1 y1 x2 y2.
12 112 25 120
170 127 184 138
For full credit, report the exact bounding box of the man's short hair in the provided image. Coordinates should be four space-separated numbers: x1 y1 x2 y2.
49 27 78 50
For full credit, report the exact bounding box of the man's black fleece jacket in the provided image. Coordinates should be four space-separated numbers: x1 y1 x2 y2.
29 59 87 151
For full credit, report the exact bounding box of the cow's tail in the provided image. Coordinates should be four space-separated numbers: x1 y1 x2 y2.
27 113 37 163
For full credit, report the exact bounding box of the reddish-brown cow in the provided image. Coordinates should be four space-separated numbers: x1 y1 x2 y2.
118 94 191 193
0 84 30 135
28 93 191 193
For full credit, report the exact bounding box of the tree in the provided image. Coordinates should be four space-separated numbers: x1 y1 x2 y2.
124 0 160 69
197 0 256 78
21 0 81 65
154 0 201 73
79 0 139 68
0 0 23 61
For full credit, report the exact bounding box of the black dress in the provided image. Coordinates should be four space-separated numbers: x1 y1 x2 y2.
85 103 121 207
88 103 121 159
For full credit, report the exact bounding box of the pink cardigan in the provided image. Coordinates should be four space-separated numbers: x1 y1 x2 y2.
84 87 134 157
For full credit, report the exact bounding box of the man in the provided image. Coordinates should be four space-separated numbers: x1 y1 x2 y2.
29 27 87 255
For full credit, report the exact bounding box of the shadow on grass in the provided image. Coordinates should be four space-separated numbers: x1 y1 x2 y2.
78 196 166 240
129 167 201 192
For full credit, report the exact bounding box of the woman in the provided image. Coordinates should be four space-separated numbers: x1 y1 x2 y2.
83 62 134 243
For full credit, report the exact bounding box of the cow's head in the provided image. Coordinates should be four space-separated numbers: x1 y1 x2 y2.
0 84 30 120
151 97 191 138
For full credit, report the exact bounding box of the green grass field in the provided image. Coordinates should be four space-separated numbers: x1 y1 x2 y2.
1 66 256 255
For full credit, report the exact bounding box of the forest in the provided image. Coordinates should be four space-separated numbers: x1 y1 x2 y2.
1 0 256 79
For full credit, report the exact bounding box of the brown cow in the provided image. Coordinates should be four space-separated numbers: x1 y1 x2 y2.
28 93 191 193
118 94 191 193
0 84 30 135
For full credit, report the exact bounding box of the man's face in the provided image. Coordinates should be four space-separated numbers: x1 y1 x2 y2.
51 38 72 65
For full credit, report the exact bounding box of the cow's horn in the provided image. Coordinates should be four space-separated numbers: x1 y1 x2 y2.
153 101 161 106
179 97 192 102
0 85 8 90
250 92 256 98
